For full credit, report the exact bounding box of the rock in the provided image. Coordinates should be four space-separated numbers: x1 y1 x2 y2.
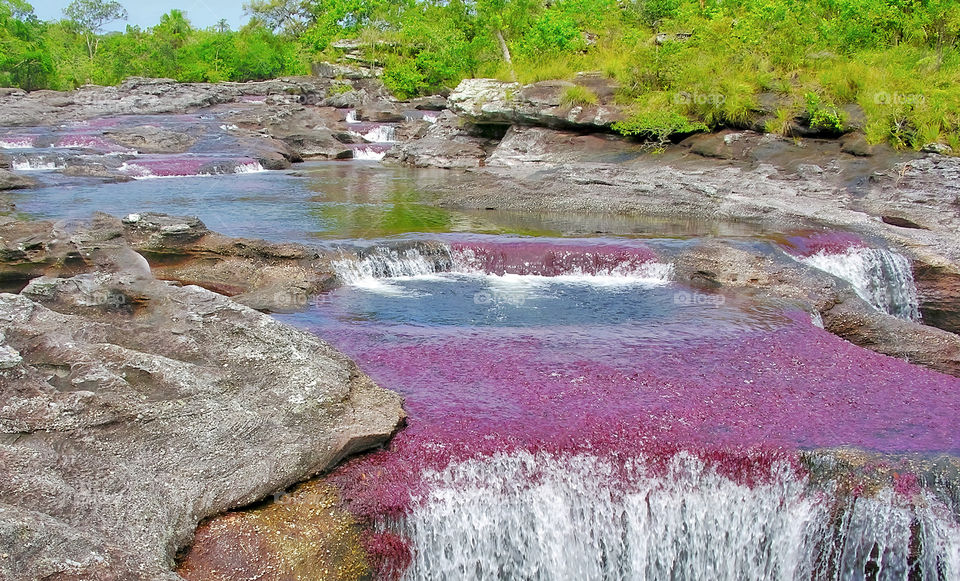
0 213 340 313
655 32 693 45
881 215 926 229
572 72 620 101
913 262 960 335
322 89 367 109
61 164 135 181
672 240 960 377
840 133 873 157
486 126 644 166
822 300 960 377
104 126 199 153
244 136 301 169
282 132 354 160
688 133 735 160
0 345 20 369
841 104 867 132
178 481 370 581
0 169 37 190
357 104 406 123
0 269 404 580
0 76 331 126
922 142 953 155
0 219 84 289
312 62 382 80
385 112 493 169
409 96 448 111
448 78 625 131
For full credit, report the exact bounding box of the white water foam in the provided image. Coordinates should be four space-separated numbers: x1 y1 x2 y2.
332 245 674 291
799 248 920 320
398 451 960 581
334 248 441 285
346 110 360 124
12 158 63 171
119 160 265 180
0 138 35 149
361 125 398 143
234 161 265 174
352 146 388 161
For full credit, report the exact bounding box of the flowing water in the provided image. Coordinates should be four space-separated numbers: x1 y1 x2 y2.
4 125 959 580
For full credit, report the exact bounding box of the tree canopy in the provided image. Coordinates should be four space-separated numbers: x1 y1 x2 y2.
1 0 960 148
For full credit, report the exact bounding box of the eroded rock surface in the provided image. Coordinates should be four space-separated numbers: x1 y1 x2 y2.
449 78 625 130
0 266 404 580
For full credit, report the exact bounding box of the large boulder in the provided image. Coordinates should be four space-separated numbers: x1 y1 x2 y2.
103 126 199 154
0 169 37 191
385 111 495 169
0 267 404 580
448 78 625 131
487 126 645 166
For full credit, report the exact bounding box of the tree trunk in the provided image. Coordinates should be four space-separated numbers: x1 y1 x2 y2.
495 28 515 81
495 29 512 64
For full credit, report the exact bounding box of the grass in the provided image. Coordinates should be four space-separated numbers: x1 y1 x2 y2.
560 85 599 107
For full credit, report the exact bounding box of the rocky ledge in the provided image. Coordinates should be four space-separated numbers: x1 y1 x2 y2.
0 237 404 579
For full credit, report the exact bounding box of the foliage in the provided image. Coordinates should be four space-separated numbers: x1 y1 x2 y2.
560 84 598 107
3 0 960 149
804 92 845 135
63 0 127 58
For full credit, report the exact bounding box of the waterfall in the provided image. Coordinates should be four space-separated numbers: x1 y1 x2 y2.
346 110 360 124
332 246 452 285
396 451 960 581
799 248 920 320
362 124 398 143
352 146 390 161
330 242 675 287
11 155 64 171
118 158 264 179
234 160 265 174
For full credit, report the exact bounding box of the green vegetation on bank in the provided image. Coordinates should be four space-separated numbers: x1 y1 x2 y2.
3 0 960 149
0 0 306 89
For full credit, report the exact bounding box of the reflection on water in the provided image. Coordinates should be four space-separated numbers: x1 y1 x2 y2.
9 162 769 243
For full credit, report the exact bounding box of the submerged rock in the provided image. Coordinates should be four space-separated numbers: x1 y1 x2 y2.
178 481 370 581
0 268 404 580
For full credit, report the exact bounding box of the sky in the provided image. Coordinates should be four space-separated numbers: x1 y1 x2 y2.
29 0 250 32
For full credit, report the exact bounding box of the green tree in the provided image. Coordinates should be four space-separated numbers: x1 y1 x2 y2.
63 0 127 58
244 0 311 35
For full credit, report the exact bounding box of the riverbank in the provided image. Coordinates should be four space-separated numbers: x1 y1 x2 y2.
3 75 960 580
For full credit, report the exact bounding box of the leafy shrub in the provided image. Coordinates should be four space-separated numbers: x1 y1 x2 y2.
805 92 845 134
